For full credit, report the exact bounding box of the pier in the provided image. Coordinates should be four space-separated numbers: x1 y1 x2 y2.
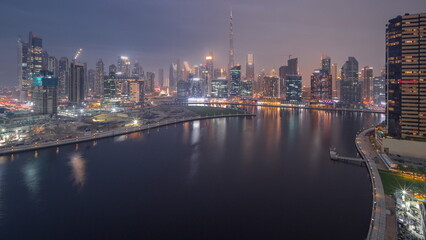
329 147 364 165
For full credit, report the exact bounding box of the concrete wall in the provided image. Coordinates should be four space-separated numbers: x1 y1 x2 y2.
382 138 426 159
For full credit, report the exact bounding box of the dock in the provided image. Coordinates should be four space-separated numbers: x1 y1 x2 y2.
330 147 364 164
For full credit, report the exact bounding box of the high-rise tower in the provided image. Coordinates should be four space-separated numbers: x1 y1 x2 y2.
228 11 235 73
386 13 426 140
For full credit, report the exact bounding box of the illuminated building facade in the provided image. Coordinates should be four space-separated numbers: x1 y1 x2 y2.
32 70 58 114
189 78 204 97
95 59 105 95
17 36 30 102
211 78 228 98
206 53 213 95
241 79 253 97
386 13 426 139
373 76 386 106
340 57 361 105
230 65 241 97
246 54 255 82
361 66 374 103
263 76 279 98
310 69 332 102
104 71 117 100
285 75 302 101
117 56 131 77
58 57 69 98
177 80 190 101
18 32 44 102
331 63 339 99
129 80 145 103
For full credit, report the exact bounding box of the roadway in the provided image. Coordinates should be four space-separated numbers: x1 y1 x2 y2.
356 128 390 240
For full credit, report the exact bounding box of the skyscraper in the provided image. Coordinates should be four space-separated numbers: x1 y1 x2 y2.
230 65 241 97
279 58 300 100
228 11 235 72
373 76 385 106
104 67 117 100
246 54 255 82
331 63 339 99
58 57 69 98
32 70 58 115
321 55 331 75
95 59 105 95
17 36 30 102
47 56 58 77
263 76 279 98
169 63 177 90
211 78 229 98
310 69 332 102
285 75 302 101
386 13 426 140
145 72 155 93
87 69 96 95
28 32 43 77
117 56 131 76
361 66 374 103
340 57 361 105
132 61 144 78
18 32 44 101
287 58 298 75
129 80 144 103
206 53 214 95
158 68 164 88
69 61 86 105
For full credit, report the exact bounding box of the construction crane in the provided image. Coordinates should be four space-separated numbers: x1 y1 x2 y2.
73 48 83 60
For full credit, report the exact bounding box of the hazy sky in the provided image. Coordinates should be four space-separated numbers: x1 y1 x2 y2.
0 0 425 86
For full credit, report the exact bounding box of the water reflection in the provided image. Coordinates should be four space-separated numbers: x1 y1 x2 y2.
188 121 200 182
22 158 42 199
68 153 86 188
0 156 7 219
114 135 128 142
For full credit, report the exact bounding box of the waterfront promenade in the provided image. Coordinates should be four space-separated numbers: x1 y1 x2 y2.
186 102 385 114
356 128 390 240
0 113 254 156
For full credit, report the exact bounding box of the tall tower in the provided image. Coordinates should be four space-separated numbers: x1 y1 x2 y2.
246 54 254 82
228 11 235 73
95 59 105 95
386 13 426 140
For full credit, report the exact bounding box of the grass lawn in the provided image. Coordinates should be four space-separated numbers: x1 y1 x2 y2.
379 169 426 195
184 106 246 117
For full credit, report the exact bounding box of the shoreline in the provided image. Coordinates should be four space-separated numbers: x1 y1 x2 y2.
0 113 255 156
185 102 385 114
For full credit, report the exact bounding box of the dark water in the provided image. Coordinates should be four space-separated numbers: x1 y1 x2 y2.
0 107 384 239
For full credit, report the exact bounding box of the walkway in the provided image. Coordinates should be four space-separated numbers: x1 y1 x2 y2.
0 113 255 156
356 128 387 240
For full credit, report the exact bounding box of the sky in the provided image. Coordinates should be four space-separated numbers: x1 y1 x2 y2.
0 0 425 86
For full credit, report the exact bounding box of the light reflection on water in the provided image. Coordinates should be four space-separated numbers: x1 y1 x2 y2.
0 156 6 219
68 153 86 188
22 158 41 200
188 121 200 182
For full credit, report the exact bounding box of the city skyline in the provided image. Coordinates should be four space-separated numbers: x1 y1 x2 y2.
1 0 425 86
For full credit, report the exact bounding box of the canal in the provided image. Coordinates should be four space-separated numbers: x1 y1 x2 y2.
0 107 385 239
